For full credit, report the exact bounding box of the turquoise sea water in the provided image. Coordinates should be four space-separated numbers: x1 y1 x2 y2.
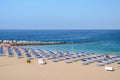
0 30 120 55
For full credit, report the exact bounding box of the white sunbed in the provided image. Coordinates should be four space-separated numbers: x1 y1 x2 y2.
81 61 89 65
38 59 46 64
105 66 114 71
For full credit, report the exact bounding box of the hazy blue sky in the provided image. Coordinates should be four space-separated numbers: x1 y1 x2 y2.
0 0 120 29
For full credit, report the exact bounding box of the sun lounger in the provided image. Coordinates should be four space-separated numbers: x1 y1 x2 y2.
7 47 12 57
65 58 73 64
116 56 120 61
0 46 3 55
96 61 105 66
51 58 59 62
111 56 120 61
48 51 59 62
39 50 47 56
58 52 62 56
117 62 120 67
71 56 79 62
107 58 115 63
81 59 89 65
64 51 71 56
51 55 59 62
25 52 31 59
97 63 105 66
91 57 97 61
58 52 64 60
86 58 94 63
14 47 22 58
31 50 42 59
58 57 65 60
102 59 110 64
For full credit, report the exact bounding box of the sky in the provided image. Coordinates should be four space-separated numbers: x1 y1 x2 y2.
0 0 120 30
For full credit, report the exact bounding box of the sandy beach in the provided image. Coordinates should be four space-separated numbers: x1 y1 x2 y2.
0 55 120 80
1 0 120 79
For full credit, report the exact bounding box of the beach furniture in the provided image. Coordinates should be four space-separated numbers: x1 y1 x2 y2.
48 51 59 62
81 54 87 59
44 54 51 59
91 57 97 61
96 56 104 60
39 50 51 59
111 56 120 62
81 59 89 65
102 59 110 65
105 66 114 71
51 55 59 62
96 61 105 66
117 62 120 67
117 62 120 64
58 52 64 60
7 47 12 57
75 56 82 61
14 47 22 58
58 52 63 57
65 58 73 64
38 58 46 64
116 56 120 61
0 46 3 56
31 50 42 59
64 51 71 56
107 58 115 63
38 50 46 56
59 57 64 60
25 52 31 59
75 53 83 58
51 58 59 62
71 56 79 62
86 58 94 63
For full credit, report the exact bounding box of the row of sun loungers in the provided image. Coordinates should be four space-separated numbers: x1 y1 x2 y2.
14 47 22 58
0 46 3 56
0 46 120 66
7 47 12 57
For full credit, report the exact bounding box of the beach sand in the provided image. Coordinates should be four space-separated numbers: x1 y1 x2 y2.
0 56 120 80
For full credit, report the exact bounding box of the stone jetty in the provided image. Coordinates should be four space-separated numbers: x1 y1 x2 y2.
0 40 67 46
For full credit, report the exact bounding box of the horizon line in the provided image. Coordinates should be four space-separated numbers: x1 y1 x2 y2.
0 29 120 30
